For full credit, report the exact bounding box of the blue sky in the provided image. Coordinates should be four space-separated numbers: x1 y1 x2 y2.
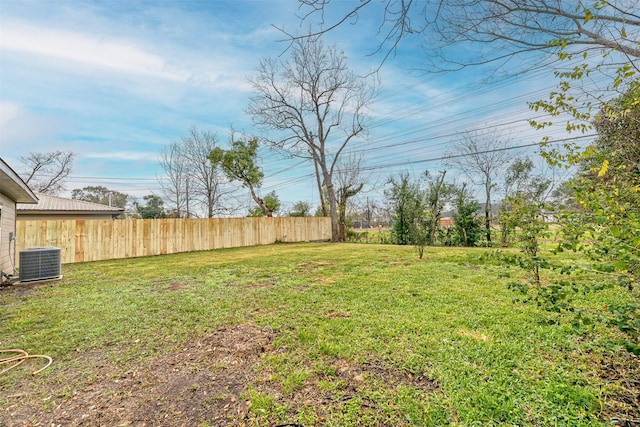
0 0 582 214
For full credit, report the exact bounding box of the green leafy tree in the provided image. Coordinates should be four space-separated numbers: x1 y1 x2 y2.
385 173 425 246
210 137 275 217
451 183 482 247
554 84 640 351
289 201 313 217
504 196 549 286
424 170 454 246
247 191 280 217
524 24 639 351
498 158 553 247
297 0 640 352
134 195 167 219
71 186 129 209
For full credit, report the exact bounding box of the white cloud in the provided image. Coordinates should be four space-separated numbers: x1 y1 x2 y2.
0 102 70 150
84 151 159 162
0 20 189 81
0 101 22 128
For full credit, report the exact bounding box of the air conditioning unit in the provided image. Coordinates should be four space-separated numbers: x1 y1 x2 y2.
19 247 62 282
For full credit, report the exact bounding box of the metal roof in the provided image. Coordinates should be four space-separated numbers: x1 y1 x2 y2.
17 193 124 215
0 157 39 203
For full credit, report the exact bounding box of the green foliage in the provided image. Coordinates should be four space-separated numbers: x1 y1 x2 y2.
526 37 640 351
385 173 425 246
134 194 166 218
71 185 129 209
211 137 277 216
503 196 549 285
452 200 482 247
248 191 280 217
424 170 453 245
346 228 392 244
288 200 312 217
554 83 639 351
451 183 483 247
210 137 263 188
498 158 552 247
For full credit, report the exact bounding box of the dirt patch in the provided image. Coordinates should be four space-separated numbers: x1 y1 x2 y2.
296 262 334 273
1 324 274 426
325 310 351 319
0 279 62 298
246 282 276 289
596 351 640 427
337 359 440 392
251 356 440 423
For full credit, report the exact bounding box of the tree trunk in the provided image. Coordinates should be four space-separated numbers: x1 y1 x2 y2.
248 185 272 217
429 171 447 246
320 166 339 242
326 184 339 242
313 155 327 217
485 181 492 243
338 198 347 242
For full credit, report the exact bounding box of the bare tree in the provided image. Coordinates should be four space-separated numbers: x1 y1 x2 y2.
446 131 513 243
248 38 376 241
159 141 190 217
181 127 230 218
335 153 367 241
18 151 75 194
158 127 233 218
292 1 640 71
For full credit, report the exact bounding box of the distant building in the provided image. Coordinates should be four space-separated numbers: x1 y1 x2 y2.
17 193 124 220
439 217 454 227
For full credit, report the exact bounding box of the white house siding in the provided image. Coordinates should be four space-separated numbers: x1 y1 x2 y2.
0 193 17 277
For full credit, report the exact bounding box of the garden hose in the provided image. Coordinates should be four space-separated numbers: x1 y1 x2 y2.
0 349 52 375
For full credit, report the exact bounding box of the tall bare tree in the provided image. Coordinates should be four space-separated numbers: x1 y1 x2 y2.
248 38 376 241
159 141 190 217
446 131 513 243
335 153 367 241
182 127 230 218
292 1 640 70
18 151 75 194
158 127 232 218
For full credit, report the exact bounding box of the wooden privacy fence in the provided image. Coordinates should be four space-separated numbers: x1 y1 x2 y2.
15 217 331 266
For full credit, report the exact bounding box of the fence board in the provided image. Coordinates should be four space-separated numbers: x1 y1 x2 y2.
15 217 331 267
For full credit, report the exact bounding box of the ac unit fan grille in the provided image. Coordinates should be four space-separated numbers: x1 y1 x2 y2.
19 247 62 282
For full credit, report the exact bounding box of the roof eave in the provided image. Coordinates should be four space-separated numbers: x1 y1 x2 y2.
0 158 38 203
18 210 124 215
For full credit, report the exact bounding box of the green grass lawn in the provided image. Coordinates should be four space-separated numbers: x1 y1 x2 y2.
1 243 636 426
